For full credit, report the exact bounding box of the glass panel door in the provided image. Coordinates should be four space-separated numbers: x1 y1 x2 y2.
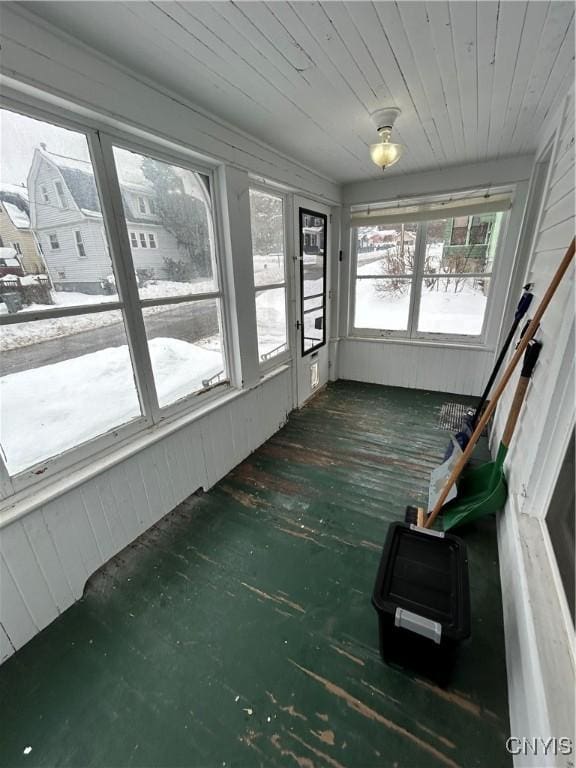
299 208 327 356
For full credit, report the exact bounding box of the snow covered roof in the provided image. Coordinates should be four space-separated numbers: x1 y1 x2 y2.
3 200 30 229
0 246 18 260
0 182 29 201
40 149 102 214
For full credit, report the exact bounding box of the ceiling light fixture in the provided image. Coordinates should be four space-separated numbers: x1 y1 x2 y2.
369 107 403 171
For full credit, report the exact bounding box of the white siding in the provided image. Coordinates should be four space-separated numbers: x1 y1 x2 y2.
0 368 292 663
493 90 574 764
41 220 110 285
32 158 83 229
128 224 182 277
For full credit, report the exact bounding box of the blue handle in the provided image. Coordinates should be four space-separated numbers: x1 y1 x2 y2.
514 289 534 321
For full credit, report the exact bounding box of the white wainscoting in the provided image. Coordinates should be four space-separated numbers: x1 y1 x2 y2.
0 368 292 664
337 338 495 396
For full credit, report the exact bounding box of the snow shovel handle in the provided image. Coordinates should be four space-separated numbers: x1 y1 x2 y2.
501 341 542 448
425 237 575 529
471 287 533 426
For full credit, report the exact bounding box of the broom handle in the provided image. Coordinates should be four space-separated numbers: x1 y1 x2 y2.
425 237 575 529
501 340 542 447
501 377 530 447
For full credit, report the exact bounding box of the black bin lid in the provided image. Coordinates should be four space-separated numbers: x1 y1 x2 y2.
372 522 470 640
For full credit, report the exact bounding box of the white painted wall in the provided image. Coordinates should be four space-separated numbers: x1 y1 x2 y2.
338 157 533 395
492 91 575 766
0 368 292 662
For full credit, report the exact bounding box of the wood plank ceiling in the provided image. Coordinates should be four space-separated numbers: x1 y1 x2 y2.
21 1 575 183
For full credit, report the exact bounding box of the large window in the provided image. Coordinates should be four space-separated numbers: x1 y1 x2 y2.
353 210 504 339
249 188 288 365
0 106 227 492
0 109 140 478
112 146 225 408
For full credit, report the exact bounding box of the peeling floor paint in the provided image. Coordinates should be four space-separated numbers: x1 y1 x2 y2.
0 382 510 767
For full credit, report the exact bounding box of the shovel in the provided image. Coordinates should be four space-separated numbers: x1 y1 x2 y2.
441 340 542 530
442 284 534 459
423 237 575 531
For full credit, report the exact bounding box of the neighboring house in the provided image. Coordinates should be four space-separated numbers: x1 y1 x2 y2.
27 146 184 294
441 212 502 273
0 183 46 274
302 224 324 255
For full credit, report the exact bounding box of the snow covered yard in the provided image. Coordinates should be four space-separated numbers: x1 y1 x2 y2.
255 288 287 359
0 338 224 474
355 279 487 334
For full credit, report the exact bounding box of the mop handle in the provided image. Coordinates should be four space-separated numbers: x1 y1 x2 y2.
425 237 575 529
471 287 533 426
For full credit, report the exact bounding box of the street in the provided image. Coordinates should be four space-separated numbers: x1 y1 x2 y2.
0 302 219 376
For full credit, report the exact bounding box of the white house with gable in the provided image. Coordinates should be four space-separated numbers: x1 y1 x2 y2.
27 145 185 293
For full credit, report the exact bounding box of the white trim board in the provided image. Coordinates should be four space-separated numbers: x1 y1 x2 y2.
343 155 534 206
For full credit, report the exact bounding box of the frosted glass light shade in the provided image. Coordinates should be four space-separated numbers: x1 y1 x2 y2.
369 139 403 170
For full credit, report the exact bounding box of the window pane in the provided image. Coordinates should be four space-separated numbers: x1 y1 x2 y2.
356 223 417 276
0 310 141 474
300 209 327 354
0 108 119 310
418 277 490 335
249 190 285 286
256 287 287 362
112 147 216 299
142 299 226 408
354 277 411 330
426 215 501 275
303 307 324 351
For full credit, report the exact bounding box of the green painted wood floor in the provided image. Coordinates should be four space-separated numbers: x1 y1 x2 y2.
0 381 510 768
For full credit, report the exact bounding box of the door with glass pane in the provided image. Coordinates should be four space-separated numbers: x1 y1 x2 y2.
294 200 330 407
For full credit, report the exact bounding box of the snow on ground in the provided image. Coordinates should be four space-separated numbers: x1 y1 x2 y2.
253 252 284 286
0 306 122 352
0 338 224 474
256 288 287 359
355 279 487 334
0 280 214 351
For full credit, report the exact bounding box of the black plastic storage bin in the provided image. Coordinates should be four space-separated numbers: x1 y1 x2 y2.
372 522 470 685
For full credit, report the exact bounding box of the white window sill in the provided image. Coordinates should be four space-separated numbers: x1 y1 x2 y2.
0 364 291 530
345 333 494 352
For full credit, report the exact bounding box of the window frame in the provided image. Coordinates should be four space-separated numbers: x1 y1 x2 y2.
100 133 231 419
248 184 291 372
299 207 328 357
0 97 231 501
74 229 87 259
53 179 68 209
48 232 60 250
350 214 507 345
